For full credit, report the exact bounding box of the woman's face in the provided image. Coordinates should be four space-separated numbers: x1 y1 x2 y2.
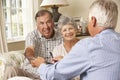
61 24 77 41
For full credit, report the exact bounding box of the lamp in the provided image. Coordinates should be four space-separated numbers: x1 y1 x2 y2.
40 0 69 22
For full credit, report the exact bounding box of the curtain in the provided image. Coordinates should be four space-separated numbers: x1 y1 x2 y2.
0 0 8 54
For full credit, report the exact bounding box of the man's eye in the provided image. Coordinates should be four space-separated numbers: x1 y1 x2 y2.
38 22 44 26
40 22 44 25
69 28 73 30
47 21 52 24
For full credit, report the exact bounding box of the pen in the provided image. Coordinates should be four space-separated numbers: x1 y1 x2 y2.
49 52 53 58
45 52 54 64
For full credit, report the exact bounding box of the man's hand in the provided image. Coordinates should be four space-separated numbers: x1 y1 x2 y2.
31 57 45 67
25 47 35 62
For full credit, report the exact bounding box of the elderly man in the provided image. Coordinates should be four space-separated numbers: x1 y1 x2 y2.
32 0 120 80
4 10 62 80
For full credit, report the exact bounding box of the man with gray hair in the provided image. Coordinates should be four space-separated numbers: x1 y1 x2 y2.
32 0 120 80
4 10 62 80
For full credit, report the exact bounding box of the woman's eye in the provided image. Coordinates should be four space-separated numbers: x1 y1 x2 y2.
62 29 66 32
69 28 74 30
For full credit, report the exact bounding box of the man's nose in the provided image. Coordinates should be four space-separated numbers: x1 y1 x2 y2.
44 23 49 28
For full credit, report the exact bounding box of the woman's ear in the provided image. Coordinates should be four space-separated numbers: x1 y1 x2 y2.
91 16 96 27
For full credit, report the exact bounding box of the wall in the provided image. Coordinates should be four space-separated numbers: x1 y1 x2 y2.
59 0 120 32
8 41 25 51
7 0 120 51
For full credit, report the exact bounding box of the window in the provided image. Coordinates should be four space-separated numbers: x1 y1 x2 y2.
2 0 38 42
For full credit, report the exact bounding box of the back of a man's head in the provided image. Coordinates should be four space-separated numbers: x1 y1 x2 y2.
89 0 118 29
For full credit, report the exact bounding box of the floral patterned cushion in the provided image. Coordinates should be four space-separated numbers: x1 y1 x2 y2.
0 50 25 79
3 50 25 67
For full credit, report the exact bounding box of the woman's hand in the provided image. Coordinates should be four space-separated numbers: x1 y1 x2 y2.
52 55 63 63
31 57 45 67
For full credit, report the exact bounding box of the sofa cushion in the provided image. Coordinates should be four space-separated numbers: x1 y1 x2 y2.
2 50 25 67
0 50 25 79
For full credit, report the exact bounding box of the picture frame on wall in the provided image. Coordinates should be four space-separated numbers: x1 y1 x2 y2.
74 17 89 37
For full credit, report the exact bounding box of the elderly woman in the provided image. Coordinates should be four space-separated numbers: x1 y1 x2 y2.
52 16 80 80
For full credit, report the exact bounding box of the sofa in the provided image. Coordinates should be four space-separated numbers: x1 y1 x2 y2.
0 50 25 79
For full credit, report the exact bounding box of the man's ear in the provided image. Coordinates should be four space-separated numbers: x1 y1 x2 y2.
91 16 96 27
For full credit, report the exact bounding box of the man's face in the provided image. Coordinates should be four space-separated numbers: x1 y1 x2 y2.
88 16 95 37
88 19 92 36
36 13 54 39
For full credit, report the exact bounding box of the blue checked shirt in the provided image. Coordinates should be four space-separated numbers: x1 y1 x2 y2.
22 29 62 77
38 29 120 80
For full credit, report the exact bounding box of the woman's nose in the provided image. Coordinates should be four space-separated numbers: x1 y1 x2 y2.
66 30 70 33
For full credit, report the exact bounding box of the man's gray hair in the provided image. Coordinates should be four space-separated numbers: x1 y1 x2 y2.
89 0 118 29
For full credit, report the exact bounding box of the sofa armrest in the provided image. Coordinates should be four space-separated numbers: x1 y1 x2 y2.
3 50 25 67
